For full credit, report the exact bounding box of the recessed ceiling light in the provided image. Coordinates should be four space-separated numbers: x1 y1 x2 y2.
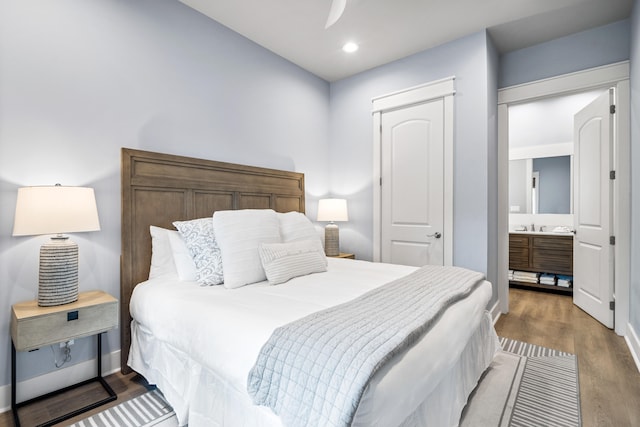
342 42 359 53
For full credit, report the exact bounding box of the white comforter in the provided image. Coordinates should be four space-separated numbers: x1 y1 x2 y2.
129 258 496 427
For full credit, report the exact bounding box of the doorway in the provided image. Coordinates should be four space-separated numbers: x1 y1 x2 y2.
497 62 630 335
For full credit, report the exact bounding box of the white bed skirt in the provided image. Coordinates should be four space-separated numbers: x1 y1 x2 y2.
397 312 498 427
129 306 498 427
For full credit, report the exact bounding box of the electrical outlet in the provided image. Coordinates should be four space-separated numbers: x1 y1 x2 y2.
59 339 74 348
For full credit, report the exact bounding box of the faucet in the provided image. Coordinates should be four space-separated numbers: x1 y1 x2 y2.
531 223 535 232
539 225 546 232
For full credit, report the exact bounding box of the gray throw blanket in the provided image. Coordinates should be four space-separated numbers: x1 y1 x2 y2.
247 264 485 427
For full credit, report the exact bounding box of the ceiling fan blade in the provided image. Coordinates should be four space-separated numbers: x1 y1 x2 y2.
325 0 346 29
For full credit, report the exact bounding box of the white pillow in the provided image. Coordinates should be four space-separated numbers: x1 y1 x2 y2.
277 211 321 243
167 230 198 281
149 226 178 279
213 209 281 289
259 239 327 285
173 218 224 286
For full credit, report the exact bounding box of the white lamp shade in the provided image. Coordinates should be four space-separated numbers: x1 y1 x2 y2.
13 186 101 236
317 198 349 222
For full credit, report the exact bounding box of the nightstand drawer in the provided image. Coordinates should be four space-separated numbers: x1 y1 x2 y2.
11 290 118 352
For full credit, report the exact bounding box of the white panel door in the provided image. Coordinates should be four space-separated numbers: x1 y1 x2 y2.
381 99 444 266
573 89 614 328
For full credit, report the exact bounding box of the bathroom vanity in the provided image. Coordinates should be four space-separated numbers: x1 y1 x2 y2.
509 232 573 294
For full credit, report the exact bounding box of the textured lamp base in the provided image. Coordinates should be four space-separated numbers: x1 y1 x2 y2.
324 223 340 257
38 237 79 307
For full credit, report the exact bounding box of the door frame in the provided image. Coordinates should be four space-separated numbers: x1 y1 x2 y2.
497 61 630 335
372 77 455 265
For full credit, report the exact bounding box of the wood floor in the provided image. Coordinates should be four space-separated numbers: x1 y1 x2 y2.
0 371 150 427
1 287 638 426
495 287 640 427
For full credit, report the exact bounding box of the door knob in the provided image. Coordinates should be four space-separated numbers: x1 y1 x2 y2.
427 232 442 239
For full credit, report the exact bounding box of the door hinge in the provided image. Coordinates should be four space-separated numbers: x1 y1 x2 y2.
610 170 616 180
379 177 382 186
610 104 616 114
610 236 616 245
610 301 615 311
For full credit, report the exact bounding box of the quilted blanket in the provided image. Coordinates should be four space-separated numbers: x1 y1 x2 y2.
247 264 485 427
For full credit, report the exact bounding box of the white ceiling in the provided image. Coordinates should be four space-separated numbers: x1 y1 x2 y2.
178 0 633 82
509 90 604 149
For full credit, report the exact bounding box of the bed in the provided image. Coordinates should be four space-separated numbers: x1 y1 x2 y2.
121 148 499 427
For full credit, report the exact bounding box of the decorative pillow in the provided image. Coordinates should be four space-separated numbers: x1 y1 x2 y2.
173 218 224 286
277 211 321 243
259 240 328 285
149 226 178 279
213 209 281 289
167 230 198 281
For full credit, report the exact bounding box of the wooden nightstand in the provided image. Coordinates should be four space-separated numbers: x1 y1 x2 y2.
10 290 119 427
329 253 355 259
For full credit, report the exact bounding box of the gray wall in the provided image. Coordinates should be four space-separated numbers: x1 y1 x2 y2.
499 19 631 88
329 31 497 294
533 156 571 214
0 0 330 386
630 0 640 340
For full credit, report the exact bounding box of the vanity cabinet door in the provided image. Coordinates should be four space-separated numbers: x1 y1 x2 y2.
531 236 573 275
508 234 530 271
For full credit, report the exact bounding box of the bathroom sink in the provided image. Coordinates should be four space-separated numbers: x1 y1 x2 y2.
509 230 573 236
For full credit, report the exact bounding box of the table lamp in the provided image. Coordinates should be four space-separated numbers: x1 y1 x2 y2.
13 185 101 306
317 198 348 256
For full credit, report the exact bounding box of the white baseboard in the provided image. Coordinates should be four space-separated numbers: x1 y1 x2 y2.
625 322 640 373
489 299 502 325
0 350 121 414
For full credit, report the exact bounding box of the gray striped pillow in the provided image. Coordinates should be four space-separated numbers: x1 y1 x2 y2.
259 240 328 285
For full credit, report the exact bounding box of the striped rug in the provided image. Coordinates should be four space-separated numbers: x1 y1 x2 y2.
72 338 579 427
68 389 175 427
500 337 581 427
500 337 574 357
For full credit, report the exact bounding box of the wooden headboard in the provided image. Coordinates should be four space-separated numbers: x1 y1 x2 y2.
120 148 305 372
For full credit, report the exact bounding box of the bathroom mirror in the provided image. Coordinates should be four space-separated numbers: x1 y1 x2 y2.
509 155 572 214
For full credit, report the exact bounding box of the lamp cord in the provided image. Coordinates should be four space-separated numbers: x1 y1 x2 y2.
50 342 72 368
